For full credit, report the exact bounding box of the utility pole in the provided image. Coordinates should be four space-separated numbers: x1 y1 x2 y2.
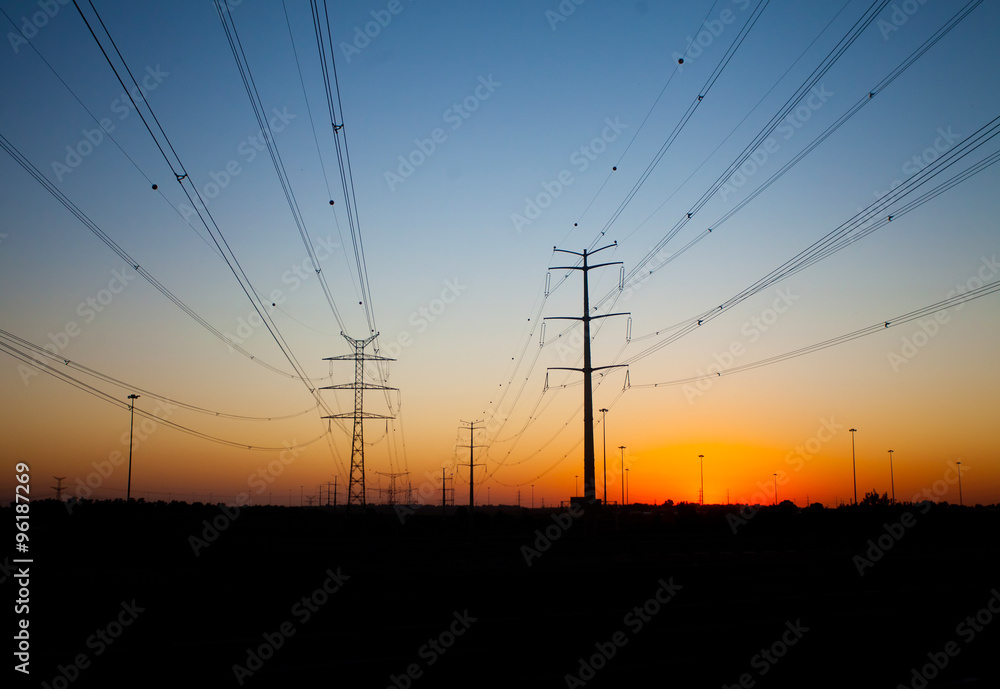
619 446 626 506
599 408 609 505
698 454 704 505
442 468 447 515
546 244 628 503
321 333 396 510
126 394 140 501
458 421 485 522
850 428 858 505
888 450 895 505
52 476 67 501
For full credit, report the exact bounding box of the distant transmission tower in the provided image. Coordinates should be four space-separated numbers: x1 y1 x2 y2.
458 420 485 520
546 243 628 502
373 471 409 506
322 333 396 509
52 476 67 501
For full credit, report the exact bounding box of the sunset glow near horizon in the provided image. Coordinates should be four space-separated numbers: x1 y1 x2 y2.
1 0 998 508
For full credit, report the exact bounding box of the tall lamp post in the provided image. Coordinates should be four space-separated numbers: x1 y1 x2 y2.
956 461 963 506
618 446 626 506
126 394 140 501
888 450 895 505
698 454 704 505
599 408 609 505
625 468 629 505
849 428 858 505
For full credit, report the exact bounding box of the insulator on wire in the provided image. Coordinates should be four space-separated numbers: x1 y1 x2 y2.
539 321 546 347
544 371 549 391
544 271 551 297
619 266 625 291
626 316 632 342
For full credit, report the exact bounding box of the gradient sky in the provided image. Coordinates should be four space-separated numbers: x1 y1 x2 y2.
2 0 998 508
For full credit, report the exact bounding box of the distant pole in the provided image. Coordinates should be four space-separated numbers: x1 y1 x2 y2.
619 446 626 506
956 461 963 506
52 476 67 501
599 408 609 505
334 476 338 508
531 484 535 509
300 485 303 507
849 428 858 505
888 450 895 505
442 468 447 515
575 475 579 496
699 454 705 505
126 394 140 501
625 468 629 505
487 486 490 506
773 473 778 505
459 420 484 522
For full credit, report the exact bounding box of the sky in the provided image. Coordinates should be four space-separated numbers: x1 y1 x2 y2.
1 0 998 508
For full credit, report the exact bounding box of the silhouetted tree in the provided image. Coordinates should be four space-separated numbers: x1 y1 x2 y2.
860 490 890 507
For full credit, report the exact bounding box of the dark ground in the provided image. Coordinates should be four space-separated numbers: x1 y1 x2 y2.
8 499 1000 688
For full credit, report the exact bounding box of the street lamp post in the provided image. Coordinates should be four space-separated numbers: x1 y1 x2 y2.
618 446 626 506
126 394 140 501
625 468 629 505
888 450 895 505
849 428 858 505
599 408 609 506
698 454 704 505
956 461 963 506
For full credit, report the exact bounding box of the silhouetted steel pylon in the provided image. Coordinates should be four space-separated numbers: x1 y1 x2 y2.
546 243 628 503
321 333 396 509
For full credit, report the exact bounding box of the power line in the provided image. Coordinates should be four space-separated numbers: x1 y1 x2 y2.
632 278 1000 389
